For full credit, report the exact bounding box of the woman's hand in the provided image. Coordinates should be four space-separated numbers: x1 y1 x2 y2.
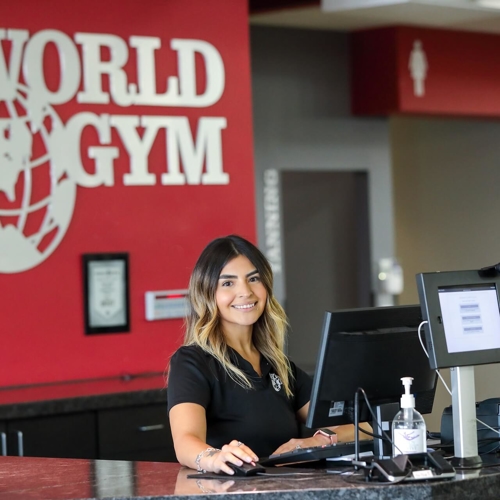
271 435 328 456
202 440 259 475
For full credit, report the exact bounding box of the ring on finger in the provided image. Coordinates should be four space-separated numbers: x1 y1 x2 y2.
237 441 243 447
295 444 301 450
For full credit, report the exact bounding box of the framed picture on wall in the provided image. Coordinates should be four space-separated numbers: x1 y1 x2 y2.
82 253 130 334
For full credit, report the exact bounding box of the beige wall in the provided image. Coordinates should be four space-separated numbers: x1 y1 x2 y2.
392 115 500 431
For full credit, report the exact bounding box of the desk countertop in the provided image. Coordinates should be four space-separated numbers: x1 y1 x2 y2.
1 456 500 500
0 374 167 419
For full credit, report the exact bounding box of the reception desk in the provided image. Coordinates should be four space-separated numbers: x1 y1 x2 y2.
1 455 500 499
0 374 175 462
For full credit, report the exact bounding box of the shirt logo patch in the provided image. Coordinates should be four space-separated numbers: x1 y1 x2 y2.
270 373 283 392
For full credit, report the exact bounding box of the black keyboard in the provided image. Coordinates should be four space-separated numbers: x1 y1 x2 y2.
259 440 373 466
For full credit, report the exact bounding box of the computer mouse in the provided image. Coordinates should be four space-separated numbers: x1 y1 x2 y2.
227 461 266 477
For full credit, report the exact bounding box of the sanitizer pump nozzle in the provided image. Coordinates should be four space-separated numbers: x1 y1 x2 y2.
400 377 415 409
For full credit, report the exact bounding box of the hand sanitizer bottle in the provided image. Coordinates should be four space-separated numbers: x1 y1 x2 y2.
392 377 427 456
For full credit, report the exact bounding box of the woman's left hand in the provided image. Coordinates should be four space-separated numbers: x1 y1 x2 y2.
271 435 327 456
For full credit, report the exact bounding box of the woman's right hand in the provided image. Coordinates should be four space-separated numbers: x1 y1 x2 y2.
204 440 259 475
169 403 258 473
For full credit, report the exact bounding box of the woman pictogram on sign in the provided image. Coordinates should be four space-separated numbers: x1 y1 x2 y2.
409 40 428 97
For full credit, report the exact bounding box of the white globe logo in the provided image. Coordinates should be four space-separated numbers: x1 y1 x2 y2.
0 84 76 273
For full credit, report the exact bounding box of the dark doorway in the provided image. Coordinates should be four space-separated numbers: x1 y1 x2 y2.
281 171 372 372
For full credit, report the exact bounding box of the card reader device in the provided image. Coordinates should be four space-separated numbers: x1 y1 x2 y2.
362 452 456 483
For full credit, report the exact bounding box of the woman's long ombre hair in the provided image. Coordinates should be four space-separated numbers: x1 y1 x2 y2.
184 235 293 396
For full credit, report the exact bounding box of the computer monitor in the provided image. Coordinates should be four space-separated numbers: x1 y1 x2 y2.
306 305 437 457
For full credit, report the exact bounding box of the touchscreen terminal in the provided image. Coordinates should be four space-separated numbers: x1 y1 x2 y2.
438 284 500 354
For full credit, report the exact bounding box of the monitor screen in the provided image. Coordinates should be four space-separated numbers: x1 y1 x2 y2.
417 270 500 369
306 305 436 429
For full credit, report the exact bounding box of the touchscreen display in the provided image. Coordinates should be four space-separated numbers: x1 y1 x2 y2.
438 284 500 354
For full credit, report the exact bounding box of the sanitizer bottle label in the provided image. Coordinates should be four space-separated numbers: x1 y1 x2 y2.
393 429 426 456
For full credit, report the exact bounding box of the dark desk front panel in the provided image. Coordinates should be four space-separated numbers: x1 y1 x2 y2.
4 412 97 459
98 404 176 462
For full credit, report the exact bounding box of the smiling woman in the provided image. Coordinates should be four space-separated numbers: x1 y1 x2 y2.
166 235 351 475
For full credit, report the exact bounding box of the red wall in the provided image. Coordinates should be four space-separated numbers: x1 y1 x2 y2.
0 0 256 387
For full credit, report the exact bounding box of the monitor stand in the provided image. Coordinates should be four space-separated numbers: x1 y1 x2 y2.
450 365 482 468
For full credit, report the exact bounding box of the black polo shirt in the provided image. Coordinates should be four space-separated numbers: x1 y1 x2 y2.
167 345 312 457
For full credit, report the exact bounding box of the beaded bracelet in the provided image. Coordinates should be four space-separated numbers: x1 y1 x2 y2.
195 447 221 473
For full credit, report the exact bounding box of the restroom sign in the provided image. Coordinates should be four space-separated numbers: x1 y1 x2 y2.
352 26 500 118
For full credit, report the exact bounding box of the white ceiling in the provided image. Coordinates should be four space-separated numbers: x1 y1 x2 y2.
250 0 500 34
